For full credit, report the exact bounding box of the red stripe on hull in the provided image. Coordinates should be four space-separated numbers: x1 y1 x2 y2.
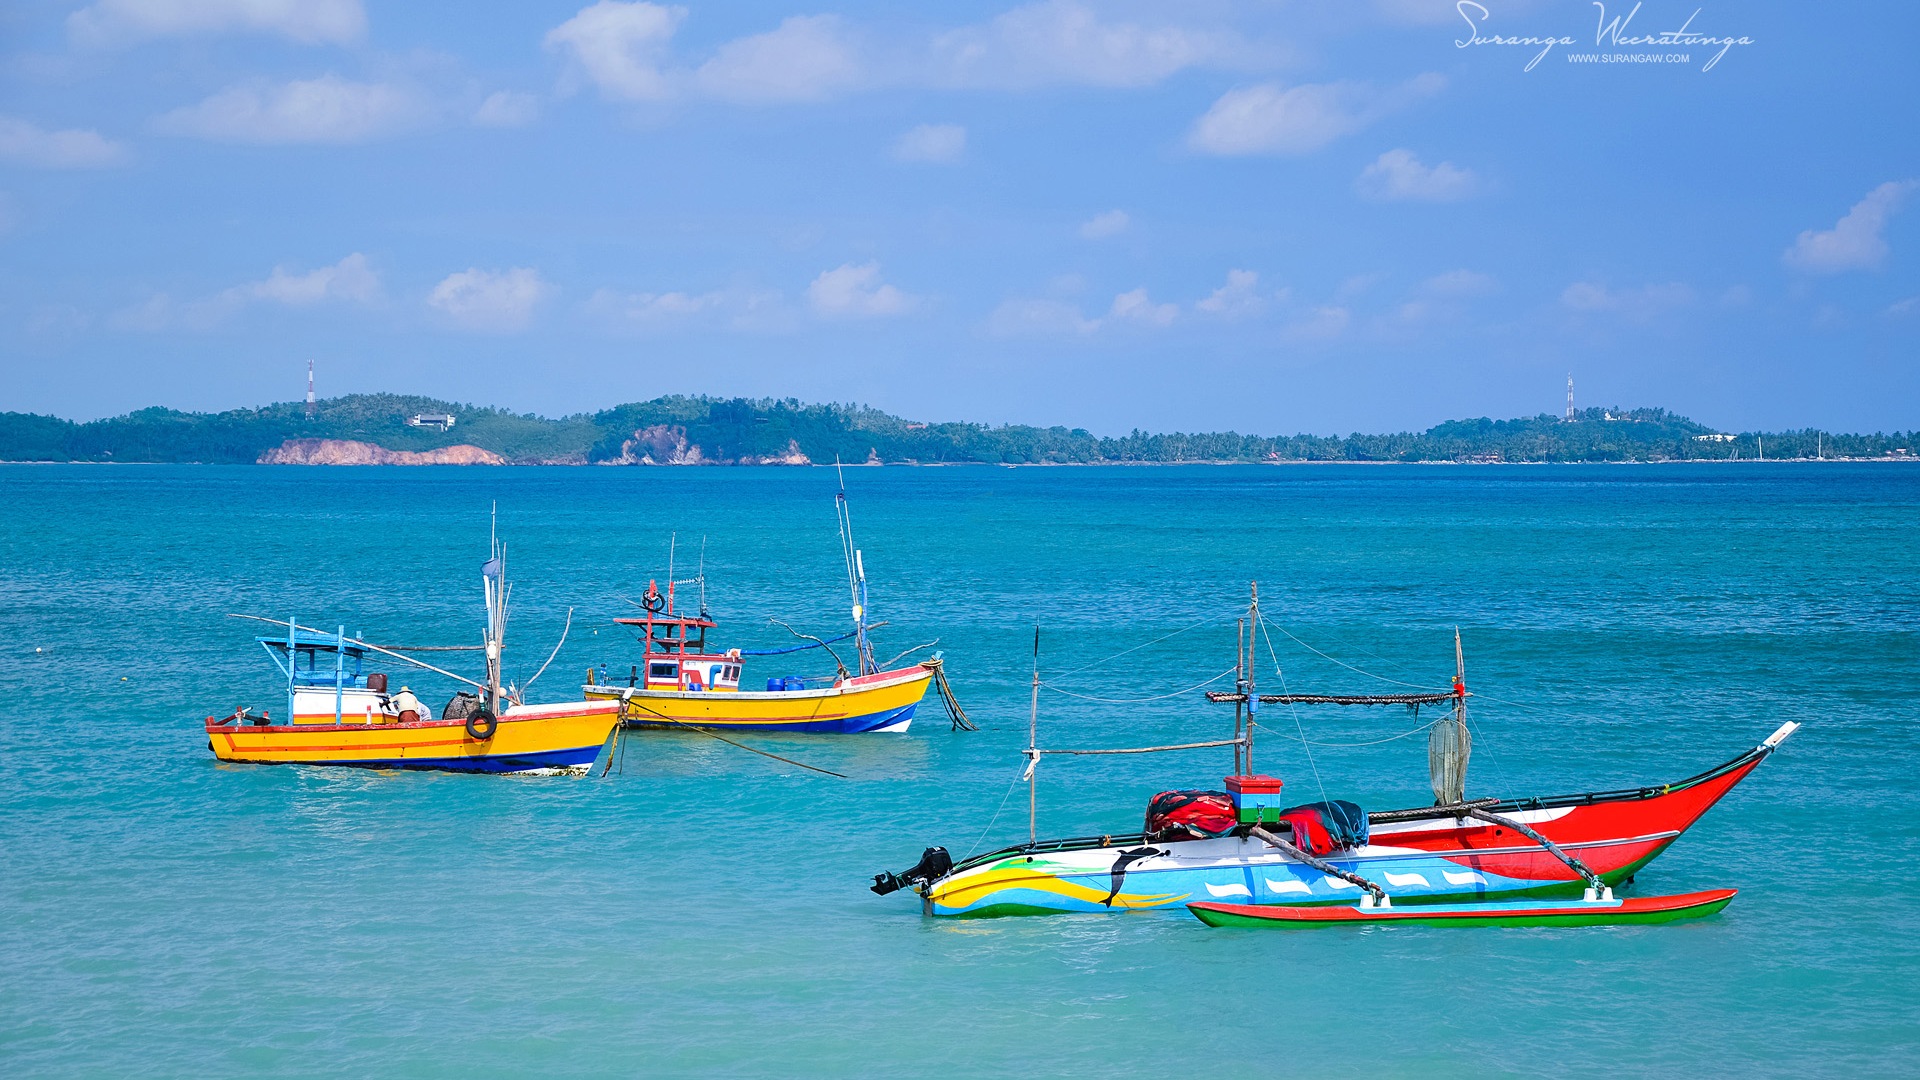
1373 757 1763 860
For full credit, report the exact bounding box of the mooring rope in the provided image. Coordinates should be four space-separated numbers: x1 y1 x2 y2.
616 696 848 778
923 657 978 731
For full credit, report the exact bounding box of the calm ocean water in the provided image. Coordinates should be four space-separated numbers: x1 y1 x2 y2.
2 463 1916 1077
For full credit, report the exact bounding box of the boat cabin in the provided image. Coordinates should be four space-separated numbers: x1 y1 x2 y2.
258 629 407 724
609 582 742 693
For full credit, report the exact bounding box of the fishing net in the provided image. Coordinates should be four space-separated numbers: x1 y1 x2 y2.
1428 714 1471 806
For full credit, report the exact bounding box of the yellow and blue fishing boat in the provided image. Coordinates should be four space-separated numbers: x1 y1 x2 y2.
582 589 934 733
583 484 943 734
207 530 620 775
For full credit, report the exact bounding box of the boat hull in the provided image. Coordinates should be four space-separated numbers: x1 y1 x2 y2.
1188 888 1737 928
914 737 1782 918
205 701 621 775
586 665 932 734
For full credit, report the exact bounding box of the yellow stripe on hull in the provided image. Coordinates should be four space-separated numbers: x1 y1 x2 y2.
585 666 932 732
207 703 620 773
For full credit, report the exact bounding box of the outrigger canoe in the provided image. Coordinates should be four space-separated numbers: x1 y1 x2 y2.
875 721 1798 917
1189 888 1737 928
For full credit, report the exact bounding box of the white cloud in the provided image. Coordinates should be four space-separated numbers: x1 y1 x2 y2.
473 91 540 128
1417 269 1497 298
1561 281 1693 319
695 15 862 103
933 0 1246 89
1078 209 1129 239
587 287 722 320
586 285 787 331
112 293 177 332
1196 269 1266 317
1888 295 1918 317
1395 269 1496 322
1284 305 1349 340
0 115 128 167
545 1 684 102
153 75 422 143
1108 287 1176 327
807 262 912 317
1189 75 1444 157
111 253 380 331
1784 180 1919 273
1357 148 1478 201
229 253 379 306
429 267 549 332
893 123 966 164
986 297 1099 336
69 0 365 48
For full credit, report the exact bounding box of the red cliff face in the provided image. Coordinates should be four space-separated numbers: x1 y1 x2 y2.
257 439 505 465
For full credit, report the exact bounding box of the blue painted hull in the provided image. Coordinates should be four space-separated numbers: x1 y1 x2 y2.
244 744 605 775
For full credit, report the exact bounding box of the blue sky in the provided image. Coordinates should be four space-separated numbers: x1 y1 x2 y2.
1 0 1915 434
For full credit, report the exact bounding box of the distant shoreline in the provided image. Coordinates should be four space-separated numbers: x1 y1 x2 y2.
5 457 1914 468
4 394 1913 467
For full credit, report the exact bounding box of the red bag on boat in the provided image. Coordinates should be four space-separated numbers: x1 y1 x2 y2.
1145 790 1238 840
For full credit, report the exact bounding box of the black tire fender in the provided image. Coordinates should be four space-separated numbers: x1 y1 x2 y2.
466 709 498 741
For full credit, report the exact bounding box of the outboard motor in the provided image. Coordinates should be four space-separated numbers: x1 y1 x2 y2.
870 846 953 895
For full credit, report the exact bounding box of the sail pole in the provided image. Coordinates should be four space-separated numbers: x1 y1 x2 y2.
1246 582 1259 775
482 506 507 714
1028 627 1040 847
1234 618 1246 775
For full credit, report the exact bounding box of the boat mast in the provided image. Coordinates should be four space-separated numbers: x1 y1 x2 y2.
1234 618 1246 775
834 464 875 676
287 615 297 723
1027 627 1040 847
482 507 508 714
1245 582 1259 774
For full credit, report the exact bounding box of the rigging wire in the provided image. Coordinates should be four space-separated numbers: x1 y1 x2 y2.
961 772 1026 861
1047 610 1233 679
1264 621 1450 692
1259 615 1329 807
1040 666 1236 704
1268 719 1437 748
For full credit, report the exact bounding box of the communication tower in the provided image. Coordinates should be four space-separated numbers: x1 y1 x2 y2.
1565 374 1575 422
306 360 316 418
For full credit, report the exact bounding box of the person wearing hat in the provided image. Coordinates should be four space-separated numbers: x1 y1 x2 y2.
390 685 424 723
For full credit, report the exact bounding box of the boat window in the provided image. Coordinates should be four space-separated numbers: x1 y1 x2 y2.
724 665 739 680
648 662 678 680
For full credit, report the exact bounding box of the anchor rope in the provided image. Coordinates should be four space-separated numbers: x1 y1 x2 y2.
616 696 848 778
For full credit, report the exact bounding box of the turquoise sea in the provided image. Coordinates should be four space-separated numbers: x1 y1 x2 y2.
2 463 1916 1077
